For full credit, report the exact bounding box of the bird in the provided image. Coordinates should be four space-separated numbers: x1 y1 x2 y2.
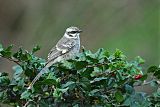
27 26 82 89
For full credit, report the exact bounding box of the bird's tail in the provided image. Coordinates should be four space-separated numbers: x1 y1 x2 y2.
27 67 48 89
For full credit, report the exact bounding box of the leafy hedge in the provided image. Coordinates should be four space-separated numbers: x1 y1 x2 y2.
0 44 159 107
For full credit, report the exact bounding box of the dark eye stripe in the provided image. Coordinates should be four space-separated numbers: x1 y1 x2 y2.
70 31 77 34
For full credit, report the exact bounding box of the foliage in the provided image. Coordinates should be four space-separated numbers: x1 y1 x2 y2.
0 44 159 107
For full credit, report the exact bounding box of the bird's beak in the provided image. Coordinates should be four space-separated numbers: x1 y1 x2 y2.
78 30 82 33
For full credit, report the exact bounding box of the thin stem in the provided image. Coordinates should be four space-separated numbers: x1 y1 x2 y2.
23 100 37 107
0 55 21 66
86 62 108 68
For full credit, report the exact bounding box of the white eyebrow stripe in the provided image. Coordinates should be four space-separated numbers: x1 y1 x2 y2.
64 33 77 39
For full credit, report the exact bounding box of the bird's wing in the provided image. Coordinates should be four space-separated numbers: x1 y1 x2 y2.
56 38 76 51
28 37 76 89
47 46 61 61
47 37 75 64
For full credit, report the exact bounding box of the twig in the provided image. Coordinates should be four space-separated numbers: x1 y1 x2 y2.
23 101 30 107
86 62 108 68
23 100 37 107
0 55 21 66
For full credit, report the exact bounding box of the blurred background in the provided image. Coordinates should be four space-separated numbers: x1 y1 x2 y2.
0 1 159 106
0 0 159 75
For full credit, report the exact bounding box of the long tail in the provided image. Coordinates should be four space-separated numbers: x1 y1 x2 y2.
27 67 48 89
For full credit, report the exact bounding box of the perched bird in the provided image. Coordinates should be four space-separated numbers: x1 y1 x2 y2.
27 26 82 89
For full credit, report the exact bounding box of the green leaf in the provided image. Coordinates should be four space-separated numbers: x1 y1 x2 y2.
139 74 148 81
135 56 145 64
18 78 25 86
1 45 14 57
79 77 90 90
13 65 23 79
5 44 13 51
147 66 158 73
40 79 57 86
22 52 32 61
27 104 36 107
59 87 69 93
62 81 75 89
46 72 56 79
0 72 8 76
0 73 10 84
39 100 50 107
80 67 93 78
13 86 19 92
73 104 79 107
123 92 149 107
1 51 12 57
75 61 88 70
83 50 99 63
94 48 109 59
0 44 3 52
107 78 115 87
123 97 130 106
90 77 108 84
21 90 31 99
94 67 103 72
114 49 123 58
125 84 134 94
32 45 40 53
115 91 124 102
150 80 159 87
0 91 8 101
53 88 62 98
61 61 74 69
83 50 93 56
147 66 160 79
89 89 99 96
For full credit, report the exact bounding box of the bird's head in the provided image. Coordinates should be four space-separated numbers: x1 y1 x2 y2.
65 26 82 38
